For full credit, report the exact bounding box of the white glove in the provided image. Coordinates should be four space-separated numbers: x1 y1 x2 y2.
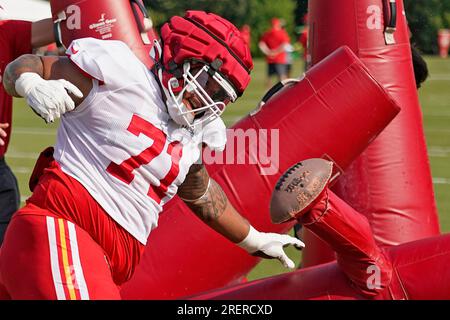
15 72 83 123
237 226 305 269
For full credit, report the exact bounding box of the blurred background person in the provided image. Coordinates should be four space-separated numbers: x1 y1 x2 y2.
258 17 291 89
280 18 295 78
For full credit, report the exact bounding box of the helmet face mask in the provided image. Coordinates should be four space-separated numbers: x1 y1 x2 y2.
164 62 237 129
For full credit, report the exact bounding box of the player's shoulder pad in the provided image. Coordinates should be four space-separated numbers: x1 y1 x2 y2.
66 37 143 85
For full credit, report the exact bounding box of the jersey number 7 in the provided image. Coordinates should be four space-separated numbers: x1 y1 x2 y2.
106 114 183 204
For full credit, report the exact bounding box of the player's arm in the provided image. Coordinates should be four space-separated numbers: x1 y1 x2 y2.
178 164 305 268
31 18 54 48
3 54 91 122
270 32 291 56
271 43 289 55
258 41 273 57
178 163 249 242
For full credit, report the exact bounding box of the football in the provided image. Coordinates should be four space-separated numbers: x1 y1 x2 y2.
270 158 334 224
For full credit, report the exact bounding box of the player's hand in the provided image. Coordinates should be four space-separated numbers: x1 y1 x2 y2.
0 123 9 146
15 72 83 123
237 226 305 269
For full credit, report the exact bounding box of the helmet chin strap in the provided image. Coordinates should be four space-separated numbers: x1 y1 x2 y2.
151 40 194 127
163 66 195 127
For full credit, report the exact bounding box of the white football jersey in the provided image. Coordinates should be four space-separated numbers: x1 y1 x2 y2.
54 38 226 244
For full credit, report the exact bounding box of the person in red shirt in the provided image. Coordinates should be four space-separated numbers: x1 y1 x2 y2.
258 18 291 89
0 15 54 245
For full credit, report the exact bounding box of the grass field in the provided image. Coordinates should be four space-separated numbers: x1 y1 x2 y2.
6 56 450 281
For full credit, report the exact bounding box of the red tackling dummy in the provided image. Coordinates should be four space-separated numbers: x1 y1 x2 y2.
188 160 450 300
301 0 440 268
120 46 400 299
188 227 450 300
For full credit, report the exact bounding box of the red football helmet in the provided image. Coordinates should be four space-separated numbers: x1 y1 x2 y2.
152 10 253 128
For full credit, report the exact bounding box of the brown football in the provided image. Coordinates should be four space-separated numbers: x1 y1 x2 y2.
270 158 333 224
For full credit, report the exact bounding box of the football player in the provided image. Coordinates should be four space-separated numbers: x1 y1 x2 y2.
0 11 303 299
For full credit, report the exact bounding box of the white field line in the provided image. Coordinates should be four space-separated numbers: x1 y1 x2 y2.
13 127 56 135
423 112 450 117
5 151 39 159
222 116 245 124
11 166 31 174
425 128 450 134
433 177 450 185
429 75 450 81
428 146 450 157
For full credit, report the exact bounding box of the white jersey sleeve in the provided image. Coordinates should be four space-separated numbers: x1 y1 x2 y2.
66 37 144 86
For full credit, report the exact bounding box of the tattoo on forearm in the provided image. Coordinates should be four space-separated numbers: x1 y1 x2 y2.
178 164 210 200
3 54 43 97
178 164 228 222
186 179 228 222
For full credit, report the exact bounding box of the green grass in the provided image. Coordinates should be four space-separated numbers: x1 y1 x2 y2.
421 56 450 235
6 56 450 281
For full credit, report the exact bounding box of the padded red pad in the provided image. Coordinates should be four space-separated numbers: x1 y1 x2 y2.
121 46 400 299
